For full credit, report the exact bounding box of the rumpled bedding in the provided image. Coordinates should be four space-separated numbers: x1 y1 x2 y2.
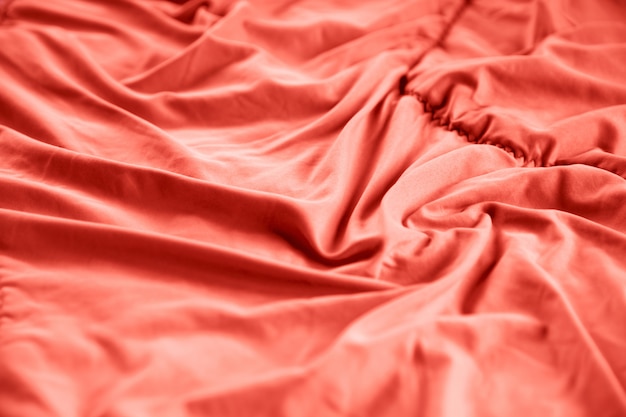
1 0 626 415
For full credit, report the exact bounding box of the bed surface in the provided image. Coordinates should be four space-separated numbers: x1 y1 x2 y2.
1 0 626 416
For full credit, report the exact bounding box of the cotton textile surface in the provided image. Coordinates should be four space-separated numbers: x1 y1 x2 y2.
1 0 626 415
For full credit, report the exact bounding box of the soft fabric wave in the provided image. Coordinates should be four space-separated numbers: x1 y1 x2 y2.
1 0 625 416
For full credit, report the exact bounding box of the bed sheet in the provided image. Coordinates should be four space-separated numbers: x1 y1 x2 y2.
1 0 626 416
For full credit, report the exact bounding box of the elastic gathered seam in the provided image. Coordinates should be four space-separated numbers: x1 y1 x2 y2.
404 89 532 167
399 0 537 168
404 90 626 180
399 0 532 166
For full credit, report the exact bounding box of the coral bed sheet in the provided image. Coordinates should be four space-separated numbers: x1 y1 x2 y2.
1 0 626 416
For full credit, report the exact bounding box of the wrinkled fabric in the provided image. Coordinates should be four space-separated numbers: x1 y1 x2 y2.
1 0 626 416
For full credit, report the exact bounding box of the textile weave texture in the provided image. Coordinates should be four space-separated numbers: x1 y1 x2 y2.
1 0 626 416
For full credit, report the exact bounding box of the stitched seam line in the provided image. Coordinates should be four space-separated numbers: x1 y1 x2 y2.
433 0 472 49
404 0 472 72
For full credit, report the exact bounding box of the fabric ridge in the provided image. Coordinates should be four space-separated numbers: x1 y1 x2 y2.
1 0 626 416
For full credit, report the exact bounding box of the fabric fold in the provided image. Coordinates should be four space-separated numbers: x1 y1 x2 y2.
2 0 626 416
